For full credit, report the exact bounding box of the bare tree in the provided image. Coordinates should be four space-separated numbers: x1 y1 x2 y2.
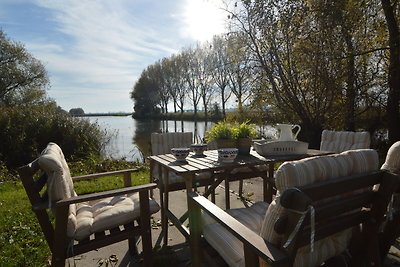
181 47 202 116
226 33 253 114
209 35 232 117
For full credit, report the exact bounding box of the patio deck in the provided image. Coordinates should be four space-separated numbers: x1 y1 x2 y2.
71 177 400 267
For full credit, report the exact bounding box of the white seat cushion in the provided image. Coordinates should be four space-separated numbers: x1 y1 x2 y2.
203 202 269 267
72 194 160 240
38 142 160 241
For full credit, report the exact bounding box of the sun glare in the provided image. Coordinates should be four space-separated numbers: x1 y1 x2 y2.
183 0 226 42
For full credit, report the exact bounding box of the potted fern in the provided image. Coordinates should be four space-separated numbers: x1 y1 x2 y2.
205 121 236 148
234 121 257 155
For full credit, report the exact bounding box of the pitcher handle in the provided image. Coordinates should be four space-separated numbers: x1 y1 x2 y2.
292 124 301 140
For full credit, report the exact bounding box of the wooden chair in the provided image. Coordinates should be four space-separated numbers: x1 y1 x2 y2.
18 142 160 267
189 149 400 267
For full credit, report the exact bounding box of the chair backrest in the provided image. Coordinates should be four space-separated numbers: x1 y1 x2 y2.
150 132 193 155
260 149 380 267
18 142 78 246
320 130 370 153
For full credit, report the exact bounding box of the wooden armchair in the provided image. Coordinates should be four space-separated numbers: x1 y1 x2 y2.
18 142 160 267
189 149 400 267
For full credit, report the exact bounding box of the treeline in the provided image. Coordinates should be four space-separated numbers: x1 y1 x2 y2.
0 30 109 169
130 0 400 147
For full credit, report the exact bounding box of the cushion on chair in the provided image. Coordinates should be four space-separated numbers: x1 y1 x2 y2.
151 132 193 155
320 130 370 153
203 202 269 267
150 132 213 185
38 142 76 204
381 141 400 174
38 142 161 241
203 149 378 267
259 149 378 267
38 142 78 238
72 194 160 240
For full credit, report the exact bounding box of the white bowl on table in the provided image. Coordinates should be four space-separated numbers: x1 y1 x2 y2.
218 148 239 163
191 144 208 155
171 148 190 161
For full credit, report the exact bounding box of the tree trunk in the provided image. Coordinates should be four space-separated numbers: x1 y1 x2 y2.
343 30 356 131
221 89 226 117
297 120 323 149
202 95 208 121
382 0 400 144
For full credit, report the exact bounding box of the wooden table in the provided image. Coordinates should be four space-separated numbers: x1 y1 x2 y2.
148 149 333 243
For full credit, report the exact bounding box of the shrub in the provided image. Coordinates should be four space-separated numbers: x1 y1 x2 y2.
204 120 235 141
233 121 257 139
0 104 110 170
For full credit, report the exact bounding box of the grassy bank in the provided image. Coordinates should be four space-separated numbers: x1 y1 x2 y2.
0 160 150 266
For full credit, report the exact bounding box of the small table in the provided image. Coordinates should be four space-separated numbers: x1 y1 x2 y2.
148 149 333 243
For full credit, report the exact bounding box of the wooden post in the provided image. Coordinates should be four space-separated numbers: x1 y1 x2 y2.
188 192 202 267
53 206 69 267
139 190 153 267
244 244 259 267
123 171 131 187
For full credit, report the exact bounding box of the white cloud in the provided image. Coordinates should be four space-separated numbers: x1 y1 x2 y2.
23 0 192 112
2 0 228 112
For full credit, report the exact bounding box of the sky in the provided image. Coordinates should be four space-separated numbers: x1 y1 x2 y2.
0 0 228 113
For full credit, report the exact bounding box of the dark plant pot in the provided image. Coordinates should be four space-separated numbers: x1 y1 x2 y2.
216 139 236 149
237 138 252 155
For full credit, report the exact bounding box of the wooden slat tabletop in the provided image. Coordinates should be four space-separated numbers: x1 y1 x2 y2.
148 149 334 175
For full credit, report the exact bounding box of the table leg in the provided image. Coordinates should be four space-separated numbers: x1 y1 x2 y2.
162 167 169 246
266 163 275 203
225 172 230 209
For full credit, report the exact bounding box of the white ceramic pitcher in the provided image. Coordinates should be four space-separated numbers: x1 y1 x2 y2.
276 124 301 141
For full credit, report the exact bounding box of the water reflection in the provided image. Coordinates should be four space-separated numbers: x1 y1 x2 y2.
133 119 162 158
89 116 214 162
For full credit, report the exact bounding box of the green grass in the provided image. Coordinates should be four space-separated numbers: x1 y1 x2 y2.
0 181 50 266
0 162 151 266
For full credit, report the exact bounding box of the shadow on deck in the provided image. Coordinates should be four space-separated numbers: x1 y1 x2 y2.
73 178 400 267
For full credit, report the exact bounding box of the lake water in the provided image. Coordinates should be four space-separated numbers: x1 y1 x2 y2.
88 116 216 162
88 116 276 162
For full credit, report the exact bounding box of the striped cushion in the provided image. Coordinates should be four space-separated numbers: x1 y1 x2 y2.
151 132 213 184
73 194 160 240
381 142 400 211
259 149 378 267
320 130 370 153
381 141 400 174
203 202 269 267
151 132 192 155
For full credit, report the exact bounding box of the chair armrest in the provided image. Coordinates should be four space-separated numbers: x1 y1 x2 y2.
54 183 157 207
189 192 289 266
72 168 141 181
